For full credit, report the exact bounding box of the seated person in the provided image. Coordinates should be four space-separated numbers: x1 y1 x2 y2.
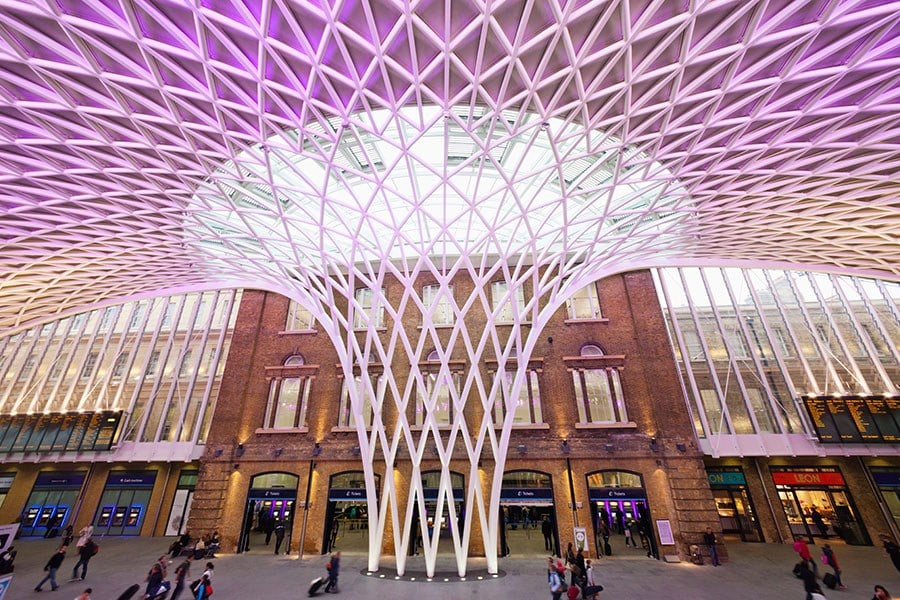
206 532 220 556
0 546 16 574
192 537 207 560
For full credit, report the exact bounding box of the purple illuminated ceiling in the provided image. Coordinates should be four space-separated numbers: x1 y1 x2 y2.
0 0 898 331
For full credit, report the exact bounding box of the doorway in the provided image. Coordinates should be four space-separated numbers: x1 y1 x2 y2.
499 470 559 557
323 471 379 554
586 470 657 559
238 472 299 554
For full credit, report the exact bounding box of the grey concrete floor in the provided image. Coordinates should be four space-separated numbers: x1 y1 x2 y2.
4 535 900 599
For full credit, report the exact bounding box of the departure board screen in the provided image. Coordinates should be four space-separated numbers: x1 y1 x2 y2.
803 396 900 444
0 411 123 453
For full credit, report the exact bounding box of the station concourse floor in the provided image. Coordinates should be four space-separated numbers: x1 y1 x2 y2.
6 535 900 599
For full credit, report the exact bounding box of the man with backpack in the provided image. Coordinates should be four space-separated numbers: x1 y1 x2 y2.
71 537 98 581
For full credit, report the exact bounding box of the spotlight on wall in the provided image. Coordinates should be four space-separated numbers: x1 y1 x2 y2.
649 437 659 452
675 442 687 453
561 439 570 454
312 442 322 457
547 336 553 344
213 448 223 458
273 447 283 458
604 443 615 453
351 446 361 457
517 444 527 455
432 445 440 456
235 443 245 457
233 463 240 470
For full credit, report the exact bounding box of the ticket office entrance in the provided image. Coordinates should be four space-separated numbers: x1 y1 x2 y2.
499 471 559 557
323 471 378 554
20 471 86 537
238 472 299 554
408 471 466 556
586 470 658 559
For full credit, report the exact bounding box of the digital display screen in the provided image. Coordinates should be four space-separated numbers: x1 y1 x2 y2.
803 396 900 444
0 411 123 454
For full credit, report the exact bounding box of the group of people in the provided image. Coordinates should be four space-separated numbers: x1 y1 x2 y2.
33 524 97 592
547 542 603 600
169 530 221 560
793 534 897 600
146 552 215 600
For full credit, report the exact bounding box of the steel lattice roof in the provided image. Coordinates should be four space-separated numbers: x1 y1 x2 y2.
1 0 899 332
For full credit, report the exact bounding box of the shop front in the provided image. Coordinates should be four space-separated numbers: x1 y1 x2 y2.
772 466 870 545
0 473 14 511
20 471 86 537
165 469 198 536
869 467 900 534
93 470 157 536
706 467 764 542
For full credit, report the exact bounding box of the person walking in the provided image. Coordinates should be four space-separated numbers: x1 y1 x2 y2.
71 537 97 581
542 516 553 551
703 526 720 566
872 585 893 600
324 550 341 593
264 515 275 546
170 556 191 600
144 563 165 599
821 543 844 590
34 544 67 592
547 557 564 600
793 536 818 577
273 519 286 554
880 534 900 573
797 560 824 600
564 542 579 585
192 573 213 599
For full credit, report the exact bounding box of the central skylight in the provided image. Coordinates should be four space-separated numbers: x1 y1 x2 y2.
189 107 694 268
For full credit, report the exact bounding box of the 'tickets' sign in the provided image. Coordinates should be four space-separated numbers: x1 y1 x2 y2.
771 471 845 487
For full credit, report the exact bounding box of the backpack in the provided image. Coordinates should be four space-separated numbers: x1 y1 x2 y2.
90 541 100 556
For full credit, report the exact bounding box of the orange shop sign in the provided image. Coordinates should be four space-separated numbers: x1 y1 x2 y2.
772 471 845 486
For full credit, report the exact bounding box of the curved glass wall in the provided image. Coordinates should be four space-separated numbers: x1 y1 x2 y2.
0 290 239 446
655 268 900 442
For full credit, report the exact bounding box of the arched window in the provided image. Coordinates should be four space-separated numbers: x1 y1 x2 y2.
571 345 627 424
264 355 313 429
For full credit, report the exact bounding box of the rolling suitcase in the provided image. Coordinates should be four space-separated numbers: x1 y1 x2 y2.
308 576 326 597
822 572 837 590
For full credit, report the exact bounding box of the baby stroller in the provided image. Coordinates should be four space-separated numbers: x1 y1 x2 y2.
689 544 704 565
146 581 171 600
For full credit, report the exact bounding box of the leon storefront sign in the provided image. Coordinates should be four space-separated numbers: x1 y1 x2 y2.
772 471 846 486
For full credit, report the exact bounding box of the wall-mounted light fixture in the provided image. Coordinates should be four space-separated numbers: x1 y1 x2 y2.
675 442 687 453
605 443 615 453
213 448 223 458
273 447 283 457
432 445 440 456
649 437 659 452
312 442 322 457
233 463 240 470
561 439 570 454
235 443 245 457
351 446 361 457
517 444 527 455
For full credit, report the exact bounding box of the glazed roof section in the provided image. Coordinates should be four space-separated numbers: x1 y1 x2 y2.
0 0 898 331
